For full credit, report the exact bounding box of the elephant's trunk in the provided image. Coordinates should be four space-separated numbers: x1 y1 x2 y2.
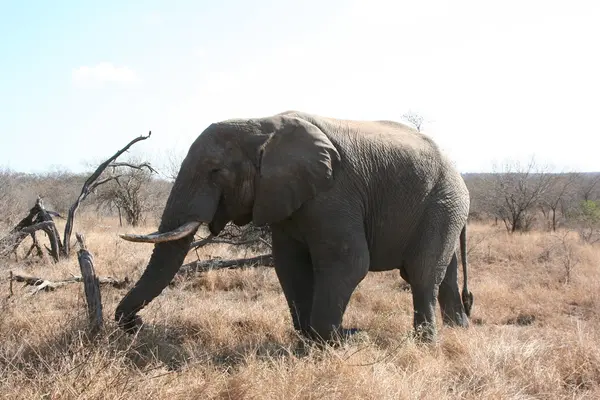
115 185 221 332
115 236 194 332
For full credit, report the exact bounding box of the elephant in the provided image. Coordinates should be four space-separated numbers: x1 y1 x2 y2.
116 110 474 343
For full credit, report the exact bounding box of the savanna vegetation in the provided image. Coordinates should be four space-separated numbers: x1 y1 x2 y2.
1 150 600 399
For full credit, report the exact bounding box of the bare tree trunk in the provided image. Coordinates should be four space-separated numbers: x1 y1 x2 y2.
76 233 103 335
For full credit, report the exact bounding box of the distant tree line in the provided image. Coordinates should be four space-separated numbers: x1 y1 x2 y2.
464 157 600 242
3 154 600 244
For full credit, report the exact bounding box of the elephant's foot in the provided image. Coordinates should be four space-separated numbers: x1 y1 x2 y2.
441 310 469 328
342 327 361 337
412 323 437 344
305 326 363 348
411 285 438 343
115 312 143 334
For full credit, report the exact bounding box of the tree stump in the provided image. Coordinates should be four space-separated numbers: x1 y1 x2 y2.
76 233 103 335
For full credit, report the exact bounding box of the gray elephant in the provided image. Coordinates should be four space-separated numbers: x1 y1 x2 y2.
116 110 474 343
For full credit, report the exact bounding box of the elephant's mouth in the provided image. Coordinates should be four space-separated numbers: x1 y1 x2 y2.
208 195 231 235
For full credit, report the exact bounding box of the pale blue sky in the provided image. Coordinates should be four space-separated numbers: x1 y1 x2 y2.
1 0 599 175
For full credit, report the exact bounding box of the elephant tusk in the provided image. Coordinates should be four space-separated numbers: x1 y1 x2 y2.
119 221 202 243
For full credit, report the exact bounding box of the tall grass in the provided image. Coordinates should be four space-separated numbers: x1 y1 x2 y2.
0 218 599 399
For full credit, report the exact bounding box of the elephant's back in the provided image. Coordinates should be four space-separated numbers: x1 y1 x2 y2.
281 111 444 162
294 112 466 269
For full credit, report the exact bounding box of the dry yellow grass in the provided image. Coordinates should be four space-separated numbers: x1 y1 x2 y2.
1 217 599 399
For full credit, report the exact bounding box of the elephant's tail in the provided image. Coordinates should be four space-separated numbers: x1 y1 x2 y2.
460 224 474 317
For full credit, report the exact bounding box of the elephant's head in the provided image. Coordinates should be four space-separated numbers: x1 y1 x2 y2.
115 114 340 332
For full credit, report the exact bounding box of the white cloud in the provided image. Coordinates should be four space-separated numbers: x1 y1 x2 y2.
72 63 139 86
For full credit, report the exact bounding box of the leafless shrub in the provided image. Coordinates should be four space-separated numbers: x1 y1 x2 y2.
488 157 554 232
546 230 581 284
568 200 600 244
0 168 25 228
401 110 427 132
92 157 157 227
539 172 582 231
579 174 600 201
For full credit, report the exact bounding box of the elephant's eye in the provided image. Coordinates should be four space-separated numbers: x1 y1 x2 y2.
210 168 225 181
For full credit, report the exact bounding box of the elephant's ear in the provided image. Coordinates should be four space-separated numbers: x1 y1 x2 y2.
252 116 340 225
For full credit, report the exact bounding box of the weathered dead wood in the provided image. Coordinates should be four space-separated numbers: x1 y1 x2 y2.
9 272 129 293
76 233 103 335
32 198 64 259
0 199 42 256
24 221 61 262
0 198 62 261
189 235 267 250
178 254 274 276
62 131 152 257
13 221 62 262
46 211 64 219
24 232 44 259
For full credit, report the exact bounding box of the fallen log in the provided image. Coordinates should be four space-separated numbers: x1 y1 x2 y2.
9 272 129 294
178 254 274 276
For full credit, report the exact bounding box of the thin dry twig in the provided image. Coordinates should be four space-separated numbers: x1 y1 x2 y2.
108 162 157 173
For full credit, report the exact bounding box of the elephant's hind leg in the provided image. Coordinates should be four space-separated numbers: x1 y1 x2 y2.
438 253 469 327
405 208 466 342
410 282 439 342
272 228 314 337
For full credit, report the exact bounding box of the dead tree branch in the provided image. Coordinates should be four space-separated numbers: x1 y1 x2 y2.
46 211 64 219
178 254 274 276
89 176 122 192
20 221 61 262
62 131 152 257
24 232 44 259
108 162 157 173
189 235 266 250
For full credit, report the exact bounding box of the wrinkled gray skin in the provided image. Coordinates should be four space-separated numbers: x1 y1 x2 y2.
115 111 474 343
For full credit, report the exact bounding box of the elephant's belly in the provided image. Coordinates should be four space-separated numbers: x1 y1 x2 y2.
367 240 410 272
369 221 418 271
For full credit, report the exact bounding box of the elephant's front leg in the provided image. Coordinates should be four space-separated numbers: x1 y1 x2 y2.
308 235 370 344
271 228 314 337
